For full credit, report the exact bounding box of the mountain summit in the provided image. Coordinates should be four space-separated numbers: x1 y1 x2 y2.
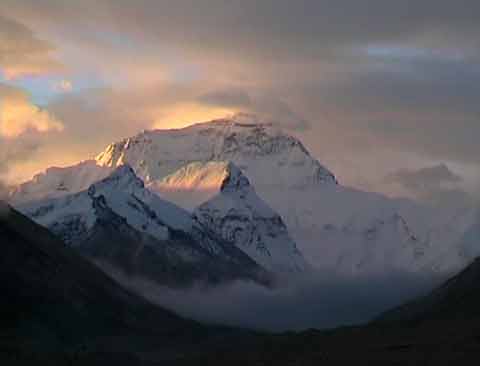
95 117 337 189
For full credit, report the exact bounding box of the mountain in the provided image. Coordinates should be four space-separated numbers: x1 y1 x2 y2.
149 161 235 211
193 162 308 273
310 213 428 274
9 160 112 205
377 254 480 324
418 207 480 273
95 116 337 189
3 202 480 365
8 115 472 276
0 202 199 358
91 116 461 275
18 166 270 288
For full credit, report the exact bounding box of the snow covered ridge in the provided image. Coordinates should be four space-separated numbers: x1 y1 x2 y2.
9 117 336 206
95 117 337 188
193 162 308 273
20 164 193 243
9 160 112 205
18 165 273 286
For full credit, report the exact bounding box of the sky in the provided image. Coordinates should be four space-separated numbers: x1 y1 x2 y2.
0 1 479 204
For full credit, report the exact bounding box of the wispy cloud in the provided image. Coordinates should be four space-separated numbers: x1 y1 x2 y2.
0 15 63 79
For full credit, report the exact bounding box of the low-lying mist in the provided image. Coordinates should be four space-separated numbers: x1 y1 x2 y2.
98 263 443 332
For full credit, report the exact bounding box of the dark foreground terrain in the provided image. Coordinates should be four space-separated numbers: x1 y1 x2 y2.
2 203 480 365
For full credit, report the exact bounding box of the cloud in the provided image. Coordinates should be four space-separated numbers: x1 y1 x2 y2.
387 164 462 188
5 1 480 62
0 15 63 79
0 84 63 183
0 83 63 137
99 264 440 331
298 55 480 165
199 89 310 131
53 79 73 93
0 137 39 174
0 1 479 195
385 164 472 207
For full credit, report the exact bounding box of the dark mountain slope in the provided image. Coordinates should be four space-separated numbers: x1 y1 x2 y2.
0 204 251 364
377 256 480 324
178 257 480 365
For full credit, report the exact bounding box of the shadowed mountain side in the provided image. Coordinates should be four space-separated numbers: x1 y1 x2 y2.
2 202 480 365
377 256 480 324
177 257 480 365
0 204 256 364
79 198 272 288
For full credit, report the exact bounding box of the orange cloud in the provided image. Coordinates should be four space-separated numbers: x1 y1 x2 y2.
0 85 63 138
152 103 234 129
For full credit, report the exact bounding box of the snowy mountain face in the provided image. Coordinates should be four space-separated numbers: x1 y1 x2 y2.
9 160 112 205
93 117 445 274
426 209 480 274
9 116 474 277
95 117 337 189
19 165 270 287
310 213 429 274
149 161 232 211
193 162 308 273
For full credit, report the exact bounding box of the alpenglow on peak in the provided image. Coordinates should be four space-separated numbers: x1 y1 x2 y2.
95 116 337 189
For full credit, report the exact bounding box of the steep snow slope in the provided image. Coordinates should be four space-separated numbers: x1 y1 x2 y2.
426 208 480 274
149 161 231 210
308 213 428 274
21 165 192 242
19 165 270 286
193 163 308 273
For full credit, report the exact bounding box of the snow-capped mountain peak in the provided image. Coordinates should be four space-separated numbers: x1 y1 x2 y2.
8 115 473 279
20 165 193 243
193 162 308 273
94 116 337 189
9 160 112 205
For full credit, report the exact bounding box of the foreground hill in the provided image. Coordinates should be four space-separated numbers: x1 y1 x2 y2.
377 255 480 324
2 202 480 365
179 257 480 365
0 203 253 364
